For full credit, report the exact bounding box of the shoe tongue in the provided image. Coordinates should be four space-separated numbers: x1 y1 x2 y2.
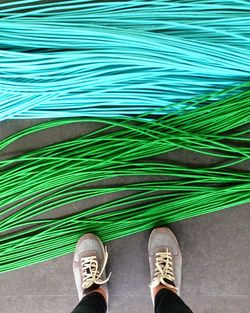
163 278 176 288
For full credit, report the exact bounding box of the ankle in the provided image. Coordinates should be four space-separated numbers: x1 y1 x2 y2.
87 286 108 304
96 286 108 303
152 283 178 300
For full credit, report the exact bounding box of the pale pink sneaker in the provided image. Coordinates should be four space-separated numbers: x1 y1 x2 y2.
148 227 182 301
73 233 111 302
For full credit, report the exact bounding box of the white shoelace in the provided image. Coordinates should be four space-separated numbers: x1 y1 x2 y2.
81 247 111 289
150 248 177 292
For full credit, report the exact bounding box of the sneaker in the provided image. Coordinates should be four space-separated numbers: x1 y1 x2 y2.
73 233 111 302
148 227 182 299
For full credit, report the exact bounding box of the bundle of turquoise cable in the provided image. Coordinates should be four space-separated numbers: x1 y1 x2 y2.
1 0 250 120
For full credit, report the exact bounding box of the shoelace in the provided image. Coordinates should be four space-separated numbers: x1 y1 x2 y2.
81 247 111 289
150 248 177 292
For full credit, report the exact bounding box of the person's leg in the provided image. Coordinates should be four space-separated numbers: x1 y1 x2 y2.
71 233 111 313
148 227 193 313
154 289 193 313
71 291 107 313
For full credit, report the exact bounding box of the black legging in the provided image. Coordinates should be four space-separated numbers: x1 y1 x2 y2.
72 289 193 313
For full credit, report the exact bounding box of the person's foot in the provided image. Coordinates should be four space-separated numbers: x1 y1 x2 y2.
148 227 182 302
73 233 111 302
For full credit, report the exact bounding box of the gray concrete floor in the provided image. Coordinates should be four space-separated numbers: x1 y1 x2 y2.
0 120 249 313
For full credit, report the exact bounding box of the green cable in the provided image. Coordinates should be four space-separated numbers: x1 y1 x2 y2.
0 84 249 272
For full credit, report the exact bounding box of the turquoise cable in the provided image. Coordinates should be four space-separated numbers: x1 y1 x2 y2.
1 0 250 119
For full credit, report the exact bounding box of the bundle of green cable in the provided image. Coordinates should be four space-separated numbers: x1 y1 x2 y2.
0 83 249 272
